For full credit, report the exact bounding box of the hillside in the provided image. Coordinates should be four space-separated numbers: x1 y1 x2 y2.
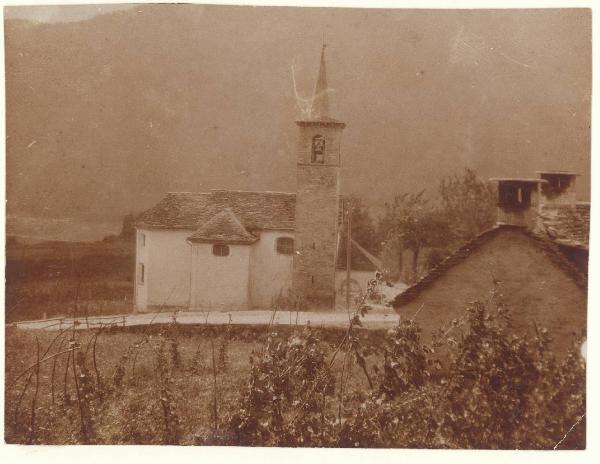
5 5 591 239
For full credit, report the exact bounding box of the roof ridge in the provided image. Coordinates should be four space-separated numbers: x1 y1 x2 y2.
220 207 250 234
188 208 257 244
392 224 586 308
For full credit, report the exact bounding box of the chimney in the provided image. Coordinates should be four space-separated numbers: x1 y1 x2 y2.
489 178 547 229
537 171 578 208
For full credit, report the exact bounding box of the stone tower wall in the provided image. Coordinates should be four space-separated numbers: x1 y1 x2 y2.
292 122 343 309
295 124 343 165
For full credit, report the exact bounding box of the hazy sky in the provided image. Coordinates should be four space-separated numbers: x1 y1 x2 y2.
4 4 592 239
4 3 135 23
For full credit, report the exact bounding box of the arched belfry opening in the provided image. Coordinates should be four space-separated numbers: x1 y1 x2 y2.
311 135 325 163
292 43 346 309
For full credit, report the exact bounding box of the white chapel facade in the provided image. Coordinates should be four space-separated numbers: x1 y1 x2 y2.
134 45 375 312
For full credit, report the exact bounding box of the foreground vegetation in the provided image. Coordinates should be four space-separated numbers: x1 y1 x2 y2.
5 279 585 448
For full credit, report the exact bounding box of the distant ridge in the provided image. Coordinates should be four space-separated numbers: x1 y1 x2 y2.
5 5 591 230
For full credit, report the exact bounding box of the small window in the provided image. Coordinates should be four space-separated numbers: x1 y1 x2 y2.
213 244 230 257
499 183 531 210
311 135 325 163
139 233 146 247
138 263 145 284
276 237 294 255
541 174 572 199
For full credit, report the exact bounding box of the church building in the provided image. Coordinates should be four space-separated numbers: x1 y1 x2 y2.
135 46 368 312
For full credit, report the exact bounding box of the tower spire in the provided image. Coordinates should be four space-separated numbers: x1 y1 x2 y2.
293 39 345 310
311 42 331 120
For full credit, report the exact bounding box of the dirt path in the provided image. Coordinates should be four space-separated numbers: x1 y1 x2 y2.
11 308 400 331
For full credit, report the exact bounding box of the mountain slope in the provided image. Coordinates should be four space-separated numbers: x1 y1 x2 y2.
5 5 591 230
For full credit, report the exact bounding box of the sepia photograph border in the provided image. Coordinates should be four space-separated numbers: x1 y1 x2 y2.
0 0 598 462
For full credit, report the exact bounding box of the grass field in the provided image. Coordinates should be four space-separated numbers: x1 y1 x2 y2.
5 313 586 448
5 238 134 323
4 324 376 445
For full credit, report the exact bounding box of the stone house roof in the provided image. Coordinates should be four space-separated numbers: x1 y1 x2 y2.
187 208 258 244
392 224 587 308
136 189 296 232
538 203 590 250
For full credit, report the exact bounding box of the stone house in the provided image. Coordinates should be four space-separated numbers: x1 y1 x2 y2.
135 45 378 312
392 171 589 353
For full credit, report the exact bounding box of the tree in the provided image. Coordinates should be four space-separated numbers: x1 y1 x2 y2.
379 191 451 283
438 168 496 244
379 169 497 283
119 213 137 241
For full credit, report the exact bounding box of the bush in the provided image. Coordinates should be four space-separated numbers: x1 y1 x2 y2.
224 328 335 446
219 286 586 448
5 282 585 448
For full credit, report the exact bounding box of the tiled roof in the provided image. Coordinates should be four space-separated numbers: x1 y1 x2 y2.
187 208 258 244
392 224 587 308
538 203 590 250
136 189 296 231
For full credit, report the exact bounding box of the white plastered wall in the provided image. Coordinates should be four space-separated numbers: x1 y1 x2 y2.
135 228 193 311
249 230 294 308
190 243 251 310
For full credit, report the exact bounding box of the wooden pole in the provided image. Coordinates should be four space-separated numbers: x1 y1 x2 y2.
346 207 352 311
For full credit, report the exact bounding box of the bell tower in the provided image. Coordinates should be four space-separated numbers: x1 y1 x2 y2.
292 44 346 309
